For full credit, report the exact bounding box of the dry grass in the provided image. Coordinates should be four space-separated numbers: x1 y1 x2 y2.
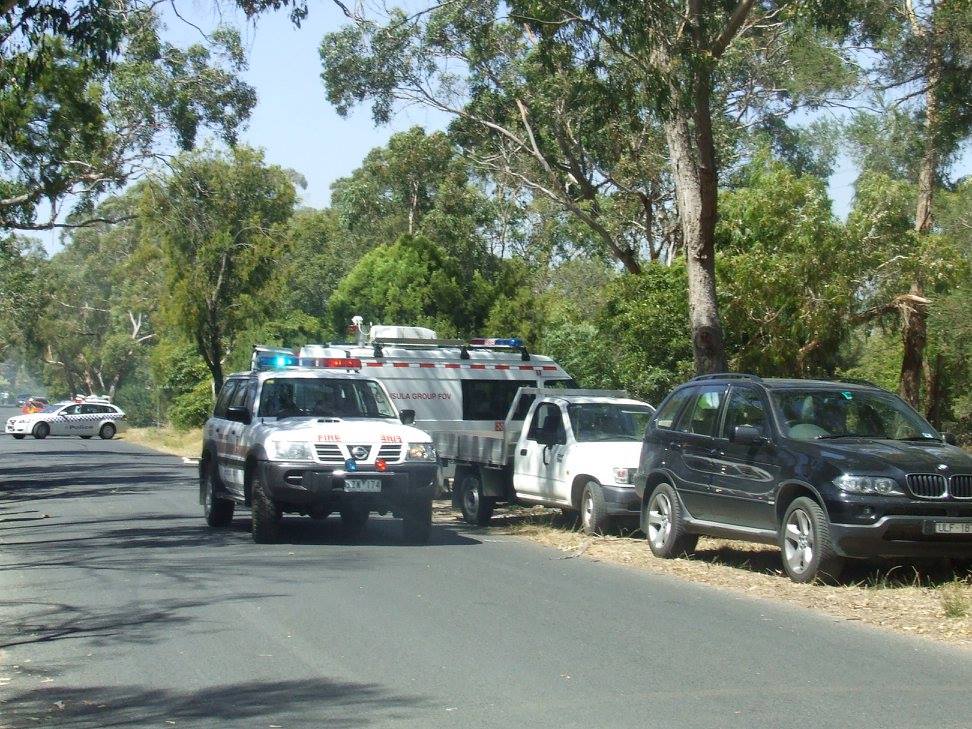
434 505 972 647
122 426 203 459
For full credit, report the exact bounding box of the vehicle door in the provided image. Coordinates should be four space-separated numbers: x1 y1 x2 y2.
49 404 82 435
667 385 728 520
210 380 240 491
222 379 251 494
707 386 779 529
534 404 571 505
79 404 105 436
514 401 566 499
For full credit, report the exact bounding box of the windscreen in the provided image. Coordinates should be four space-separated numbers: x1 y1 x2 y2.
567 403 655 442
259 378 396 419
771 388 937 441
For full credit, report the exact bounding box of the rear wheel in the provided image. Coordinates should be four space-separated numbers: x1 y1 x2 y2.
340 507 370 535
402 497 433 544
203 464 234 528
251 475 281 543
780 497 843 584
459 472 494 526
99 423 116 440
643 483 698 558
32 422 49 440
580 481 609 535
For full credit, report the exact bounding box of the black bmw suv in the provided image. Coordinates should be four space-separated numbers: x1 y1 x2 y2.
634 374 972 583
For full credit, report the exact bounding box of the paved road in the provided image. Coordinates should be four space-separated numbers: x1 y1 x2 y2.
1 414 970 728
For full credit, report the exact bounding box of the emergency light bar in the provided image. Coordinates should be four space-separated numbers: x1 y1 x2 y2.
252 346 298 371
309 357 362 370
469 337 524 348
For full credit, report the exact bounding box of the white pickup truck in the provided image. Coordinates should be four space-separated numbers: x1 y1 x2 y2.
449 388 654 533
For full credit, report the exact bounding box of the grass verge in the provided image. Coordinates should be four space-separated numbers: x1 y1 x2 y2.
122 426 203 459
435 505 972 648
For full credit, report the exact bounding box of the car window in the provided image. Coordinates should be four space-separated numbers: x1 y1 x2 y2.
61 404 82 415
568 403 654 442
80 404 100 415
229 381 249 409
213 381 239 419
677 387 725 437
721 387 769 439
258 378 397 419
653 388 693 430
772 388 936 441
527 403 566 444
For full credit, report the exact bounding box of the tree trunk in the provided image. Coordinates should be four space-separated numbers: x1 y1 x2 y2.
923 352 944 429
663 74 727 375
899 23 941 407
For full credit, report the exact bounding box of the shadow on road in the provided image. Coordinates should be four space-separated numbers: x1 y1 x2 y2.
0 677 431 728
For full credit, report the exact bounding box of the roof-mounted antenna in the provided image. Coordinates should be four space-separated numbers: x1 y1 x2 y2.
351 315 365 347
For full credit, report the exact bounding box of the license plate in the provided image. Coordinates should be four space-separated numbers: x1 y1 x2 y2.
933 522 972 535
344 478 381 493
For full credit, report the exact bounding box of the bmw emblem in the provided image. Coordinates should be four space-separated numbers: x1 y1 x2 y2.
938 464 949 472
351 446 368 460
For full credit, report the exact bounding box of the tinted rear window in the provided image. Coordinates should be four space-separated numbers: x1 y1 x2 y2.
462 380 535 421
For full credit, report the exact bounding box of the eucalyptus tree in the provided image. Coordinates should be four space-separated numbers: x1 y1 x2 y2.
143 147 297 391
319 1 854 373
0 1 256 231
849 0 972 406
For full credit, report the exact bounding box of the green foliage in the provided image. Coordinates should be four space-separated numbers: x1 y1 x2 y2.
0 235 45 357
279 208 350 326
839 331 904 392
328 234 496 337
168 380 214 430
0 6 255 230
145 146 297 389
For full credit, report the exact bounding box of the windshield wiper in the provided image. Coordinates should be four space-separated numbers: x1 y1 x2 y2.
815 434 858 440
894 436 942 442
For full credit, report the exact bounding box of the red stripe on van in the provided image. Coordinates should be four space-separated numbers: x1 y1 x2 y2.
419 363 435 368
365 362 383 367
518 365 534 370
393 362 411 368
495 365 510 370
542 366 558 371
470 364 486 369
444 363 461 369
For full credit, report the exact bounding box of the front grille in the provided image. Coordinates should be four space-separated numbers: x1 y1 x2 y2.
951 475 972 499
378 444 404 461
906 474 947 498
314 443 344 464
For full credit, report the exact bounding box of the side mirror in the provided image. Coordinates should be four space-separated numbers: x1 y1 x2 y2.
943 432 958 446
226 405 251 425
399 409 415 426
733 425 767 446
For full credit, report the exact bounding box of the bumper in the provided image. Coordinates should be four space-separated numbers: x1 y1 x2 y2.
601 483 641 516
830 516 972 558
259 460 436 514
5 421 29 434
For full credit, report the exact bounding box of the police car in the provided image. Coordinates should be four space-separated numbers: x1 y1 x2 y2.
200 348 438 544
5 396 126 440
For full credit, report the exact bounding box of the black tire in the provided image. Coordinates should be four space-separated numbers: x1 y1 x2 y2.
780 497 844 584
459 472 495 526
579 481 610 535
99 423 116 440
80 435 92 439
340 506 370 534
32 422 49 440
251 475 281 544
12 434 25 440
402 497 433 544
203 463 234 528
642 482 698 558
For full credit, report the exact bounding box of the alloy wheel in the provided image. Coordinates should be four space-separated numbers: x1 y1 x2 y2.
647 492 672 549
783 508 815 575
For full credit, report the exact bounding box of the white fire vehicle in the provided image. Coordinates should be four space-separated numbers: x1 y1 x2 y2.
296 322 575 491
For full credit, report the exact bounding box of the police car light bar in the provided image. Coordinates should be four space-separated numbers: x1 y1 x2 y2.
252 346 299 371
468 337 524 348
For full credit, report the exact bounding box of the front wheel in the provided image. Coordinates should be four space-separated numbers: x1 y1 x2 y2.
32 422 49 439
579 481 609 535
780 497 844 584
459 473 494 526
251 476 281 543
12 434 25 440
99 423 116 440
80 435 92 440
402 497 433 544
643 483 698 558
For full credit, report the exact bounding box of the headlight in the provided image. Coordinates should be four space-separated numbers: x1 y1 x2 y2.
267 440 313 461
833 475 904 496
612 467 634 485
405 442 436 462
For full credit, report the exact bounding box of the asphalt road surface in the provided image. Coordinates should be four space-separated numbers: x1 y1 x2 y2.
1 409 970 729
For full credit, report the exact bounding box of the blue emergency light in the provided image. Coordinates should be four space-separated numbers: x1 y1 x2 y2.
469 337 524 348
252 346 298 370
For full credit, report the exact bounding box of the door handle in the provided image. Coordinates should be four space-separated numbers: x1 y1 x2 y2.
520 448 527 456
